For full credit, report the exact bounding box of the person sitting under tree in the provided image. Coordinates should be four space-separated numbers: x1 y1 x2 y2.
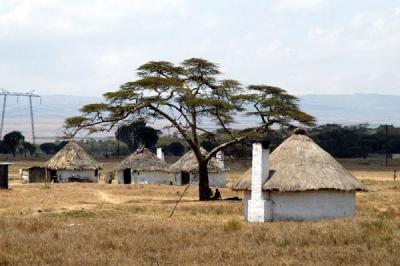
211 188 222 200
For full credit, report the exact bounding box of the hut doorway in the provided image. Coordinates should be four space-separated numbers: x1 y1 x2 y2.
181 171 190 185
123 169 132 184
50 170 57 182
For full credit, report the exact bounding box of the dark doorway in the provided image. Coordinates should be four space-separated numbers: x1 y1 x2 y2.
0 164 9 189
50 170 58 183
123 169 132 184
181 171 190 185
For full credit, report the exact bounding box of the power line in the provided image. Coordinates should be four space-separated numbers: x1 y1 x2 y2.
0 89 41 144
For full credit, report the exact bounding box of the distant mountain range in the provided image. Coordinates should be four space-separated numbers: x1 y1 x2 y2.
1 93 399 142
300 94 400 125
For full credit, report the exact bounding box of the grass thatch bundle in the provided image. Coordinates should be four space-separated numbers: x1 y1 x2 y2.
232 133 366 192
115 148 169 172
169 147 225 173
45 141 102 170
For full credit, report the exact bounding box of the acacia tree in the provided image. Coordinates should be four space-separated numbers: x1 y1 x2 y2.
65 58 315 200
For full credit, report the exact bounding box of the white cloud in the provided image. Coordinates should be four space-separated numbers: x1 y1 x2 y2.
0 1 399 97
273 0 329 11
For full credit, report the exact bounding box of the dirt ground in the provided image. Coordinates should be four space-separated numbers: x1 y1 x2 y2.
0 160 400 265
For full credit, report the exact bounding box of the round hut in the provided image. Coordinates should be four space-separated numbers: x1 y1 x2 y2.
231 130 366 222
169 148 226 187
115 148 170 185
45 141 102 182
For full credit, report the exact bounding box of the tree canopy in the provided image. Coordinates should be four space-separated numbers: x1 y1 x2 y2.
3 131 25 157
66 58 315 200
115 120 160 152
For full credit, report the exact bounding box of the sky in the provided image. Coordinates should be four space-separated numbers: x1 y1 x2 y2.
0 0 399 97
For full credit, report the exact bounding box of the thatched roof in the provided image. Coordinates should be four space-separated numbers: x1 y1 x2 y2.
232 133 366 192
169 147 225 173
45 141 102 171
115 148 169 172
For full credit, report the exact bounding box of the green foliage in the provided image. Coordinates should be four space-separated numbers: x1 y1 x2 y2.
80 139 129 157
22 142 36 157
3 131 25 157
79 103 109 113
40 142 67 155
65 116 90 128
115 120 160 152
164 141 185 156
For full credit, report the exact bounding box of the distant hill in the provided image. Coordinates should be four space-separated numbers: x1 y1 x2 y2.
300 94 400 126
1 93 399 142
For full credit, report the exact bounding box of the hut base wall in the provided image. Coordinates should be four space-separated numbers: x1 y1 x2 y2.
243 190 356 222
58 170 98 183
117 170 169 184
245 198 273 222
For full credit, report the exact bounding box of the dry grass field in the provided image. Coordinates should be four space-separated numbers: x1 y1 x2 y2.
0 160 400 265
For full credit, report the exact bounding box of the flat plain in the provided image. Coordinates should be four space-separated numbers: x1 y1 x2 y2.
0 159 399 265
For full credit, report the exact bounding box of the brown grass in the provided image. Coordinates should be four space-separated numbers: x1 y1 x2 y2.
0 160 399 265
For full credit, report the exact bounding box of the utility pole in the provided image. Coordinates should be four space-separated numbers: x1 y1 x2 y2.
0 95 6 139
385 124 389 167
0 89 41 144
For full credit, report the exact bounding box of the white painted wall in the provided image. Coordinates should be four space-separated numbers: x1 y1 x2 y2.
243 190 356 221
209 173 226 188
20 169 29 182
157 148 165 161
117 170 170 185
172 172 226 187
247 142 271 222
57 170 98 182
216 151 224 169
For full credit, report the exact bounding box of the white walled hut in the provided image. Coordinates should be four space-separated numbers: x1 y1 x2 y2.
169 148 226 187
116 148 170 185
45 141 102 183
232 129 366 222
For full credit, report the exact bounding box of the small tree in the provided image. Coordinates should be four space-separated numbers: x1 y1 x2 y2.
3 131 25 157
166 141 185 156
40 143 58 155
66 58 315 200
22 142 36 157
115 120 160 152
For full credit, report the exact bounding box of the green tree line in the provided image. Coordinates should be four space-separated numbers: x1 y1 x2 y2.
1 123 399 159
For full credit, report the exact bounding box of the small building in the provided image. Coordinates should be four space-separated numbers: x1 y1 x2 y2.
116 148 170 185
20 166 50 183
232 129 366 222
169 148 226 187
45 140 102 182
0 162 12 189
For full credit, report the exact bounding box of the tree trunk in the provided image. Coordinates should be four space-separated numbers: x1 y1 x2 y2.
198 160 210 201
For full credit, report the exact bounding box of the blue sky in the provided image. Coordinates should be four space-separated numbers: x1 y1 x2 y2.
0 0 399 96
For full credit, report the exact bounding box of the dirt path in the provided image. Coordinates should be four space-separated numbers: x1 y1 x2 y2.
97 191 121 204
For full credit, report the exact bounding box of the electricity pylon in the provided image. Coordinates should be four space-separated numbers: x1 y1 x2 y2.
0 89 41 144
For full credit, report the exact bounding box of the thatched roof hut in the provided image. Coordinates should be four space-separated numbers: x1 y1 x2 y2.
232 133 366 192
45 141 102 171
169 147 225 173
115 148 169 172
232 131 366 222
